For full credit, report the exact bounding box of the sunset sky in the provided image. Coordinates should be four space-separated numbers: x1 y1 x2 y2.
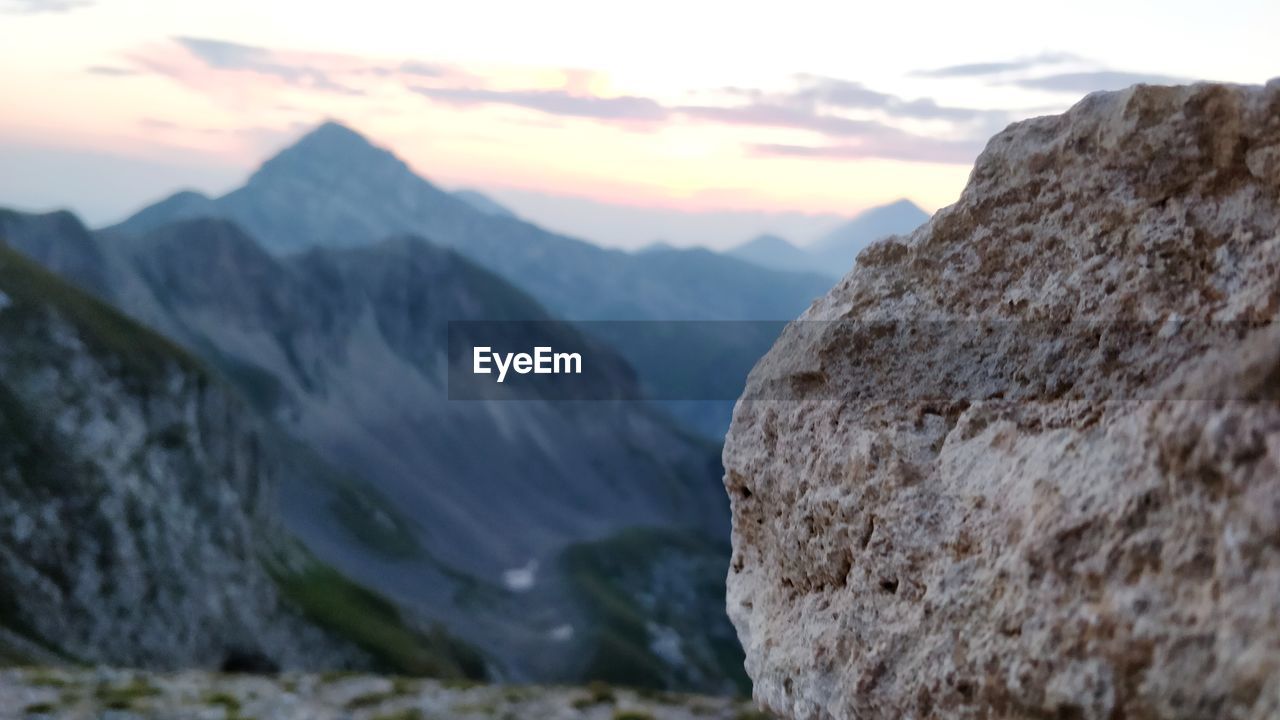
1 0 1276 248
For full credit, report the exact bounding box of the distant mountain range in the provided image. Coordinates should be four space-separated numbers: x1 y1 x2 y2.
0 119 879 691
108 122 830 324
0 204 743 691
727 233 820 275
727 199 931 277
106 122 834 439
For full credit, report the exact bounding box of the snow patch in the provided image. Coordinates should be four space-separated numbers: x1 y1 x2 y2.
0 289 11 311
646 622 686 667
548 624 574 642
502 559 538 592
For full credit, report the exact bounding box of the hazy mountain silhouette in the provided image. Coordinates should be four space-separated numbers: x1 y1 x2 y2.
727 233 824 275
453 189 517 218
112 121 829 323
808 198 930 270
110 121 832 439
724 201 931 277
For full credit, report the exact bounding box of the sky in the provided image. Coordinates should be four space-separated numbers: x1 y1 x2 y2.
0 0 1276 249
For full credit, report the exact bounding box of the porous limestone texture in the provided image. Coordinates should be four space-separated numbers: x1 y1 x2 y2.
724 81 1280 720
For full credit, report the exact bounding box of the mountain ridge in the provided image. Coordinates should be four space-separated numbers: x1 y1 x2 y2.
0 241 488 677
109 121 830 322
4 206 743 691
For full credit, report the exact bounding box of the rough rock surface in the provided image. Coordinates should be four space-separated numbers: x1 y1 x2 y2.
724 81 1280 720
0 246 365 671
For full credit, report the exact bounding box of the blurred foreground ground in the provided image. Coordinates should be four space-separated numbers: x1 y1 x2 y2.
0 668 770 720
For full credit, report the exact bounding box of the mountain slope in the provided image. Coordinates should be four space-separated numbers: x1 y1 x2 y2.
0 243 483 676
119 219 728 572
727 234 824 275
453 189 517 218
6 208 740 690
807 198 930 271
0 209 114 299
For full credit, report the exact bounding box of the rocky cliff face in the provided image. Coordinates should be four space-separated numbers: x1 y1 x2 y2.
724 81 1280 719
0 245 367 670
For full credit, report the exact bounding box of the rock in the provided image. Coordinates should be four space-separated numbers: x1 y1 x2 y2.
724 81 1280 720
0 246 367 671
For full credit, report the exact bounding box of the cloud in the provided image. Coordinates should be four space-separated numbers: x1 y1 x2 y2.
752 136 985 165
747 124 983 165
398 60 446 77
912 52 1082 78
112 36 996 166
85 65 138 77
173 36 364 95
1011 71 1192 93
412 75 996 164
912 53 1191 95
413 86 669 122
682 105 988 164
675 78 1004 164
139 118 180 130
124 36 476 101
1 0 91 13
784 76 1006 122
679 103 888 137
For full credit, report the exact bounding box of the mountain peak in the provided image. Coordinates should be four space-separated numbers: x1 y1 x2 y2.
247 121 409 189
810 199 931 261
452 189 516 218
881 198 926 214
724 232 830 276
738 234 795 252
298 120 374 150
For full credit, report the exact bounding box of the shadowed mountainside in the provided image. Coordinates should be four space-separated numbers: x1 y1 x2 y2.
1 207 745 692
0 243 485 678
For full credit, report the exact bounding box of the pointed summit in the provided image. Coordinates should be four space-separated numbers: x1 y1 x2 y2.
107 190 218 236
247 120 411 188
727 233 829 275
809 198 931 271
307 119 370 144
206 120 467 252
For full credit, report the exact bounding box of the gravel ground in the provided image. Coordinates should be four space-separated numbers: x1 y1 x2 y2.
0 668 770 720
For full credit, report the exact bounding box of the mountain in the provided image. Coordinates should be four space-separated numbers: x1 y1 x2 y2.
453 189 516 218
721 202 930 278
108 123 831 441
0 242 483 677
807 198 930 271
727 233 826 275
0 209 114 299
4 207 743 692
635 240 679 254
111 121 829 323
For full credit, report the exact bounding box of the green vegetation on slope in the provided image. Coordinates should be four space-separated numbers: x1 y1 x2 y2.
563 528 749 694
266 551 486 680
0 240 480 678
0 243 200 389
